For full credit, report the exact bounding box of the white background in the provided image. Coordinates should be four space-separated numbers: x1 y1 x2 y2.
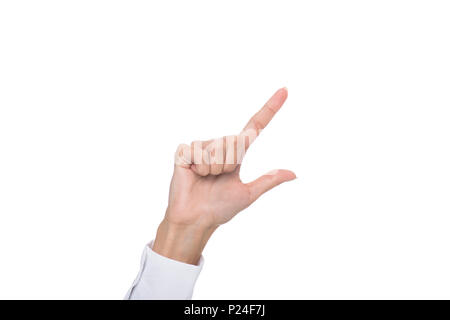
1 1 449 299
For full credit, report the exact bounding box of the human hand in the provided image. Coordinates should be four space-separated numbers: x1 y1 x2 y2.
153 88 296 264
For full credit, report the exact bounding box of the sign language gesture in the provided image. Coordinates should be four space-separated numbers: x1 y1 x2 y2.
153 88 296 264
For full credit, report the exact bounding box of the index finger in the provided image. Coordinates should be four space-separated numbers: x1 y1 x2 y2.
241 87 288 144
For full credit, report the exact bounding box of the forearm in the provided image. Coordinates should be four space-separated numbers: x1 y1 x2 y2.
126 212 215 300
153 216 217 265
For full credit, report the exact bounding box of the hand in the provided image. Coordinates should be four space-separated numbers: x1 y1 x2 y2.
153 88 296 264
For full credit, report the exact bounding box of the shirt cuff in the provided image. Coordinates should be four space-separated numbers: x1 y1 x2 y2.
125 241 204 300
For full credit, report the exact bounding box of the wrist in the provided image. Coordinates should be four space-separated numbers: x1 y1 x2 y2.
153 217 217 265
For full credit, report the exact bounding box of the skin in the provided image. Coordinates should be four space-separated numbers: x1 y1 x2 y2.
153 88 296 265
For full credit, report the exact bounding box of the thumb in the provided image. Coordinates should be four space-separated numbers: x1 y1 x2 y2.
246 169 296 202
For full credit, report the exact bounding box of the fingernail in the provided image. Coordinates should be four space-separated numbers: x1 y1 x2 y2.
266 169 279 176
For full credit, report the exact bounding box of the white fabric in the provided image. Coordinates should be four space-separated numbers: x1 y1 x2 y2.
125 241 204 300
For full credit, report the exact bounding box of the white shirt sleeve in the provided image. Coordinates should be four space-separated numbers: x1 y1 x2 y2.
125 241 204 300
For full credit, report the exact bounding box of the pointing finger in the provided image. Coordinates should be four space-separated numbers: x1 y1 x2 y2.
241 87 288 147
